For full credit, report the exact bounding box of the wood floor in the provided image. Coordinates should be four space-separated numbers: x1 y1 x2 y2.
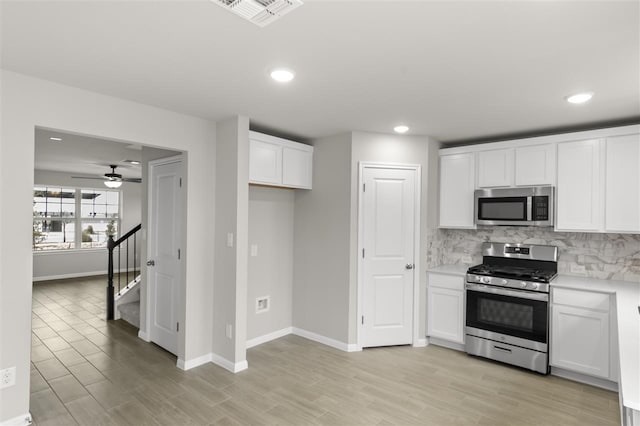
31 276 620 425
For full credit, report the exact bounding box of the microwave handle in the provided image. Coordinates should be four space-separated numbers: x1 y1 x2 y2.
526 197 532 221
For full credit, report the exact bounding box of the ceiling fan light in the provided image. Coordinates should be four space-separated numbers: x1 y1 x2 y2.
104 180 122 189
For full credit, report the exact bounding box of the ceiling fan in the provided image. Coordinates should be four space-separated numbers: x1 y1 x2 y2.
71 165 142 188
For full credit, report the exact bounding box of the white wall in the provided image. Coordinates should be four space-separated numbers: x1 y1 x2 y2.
293 133 352 344
0 70 216 423
292 131 438 347
213 116 249 369
247 186 294 342
32 169 142 281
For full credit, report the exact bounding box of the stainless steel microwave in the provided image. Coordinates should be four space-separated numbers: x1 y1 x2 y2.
474 186 554 226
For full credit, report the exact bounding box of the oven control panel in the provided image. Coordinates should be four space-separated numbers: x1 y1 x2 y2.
466 274 548 293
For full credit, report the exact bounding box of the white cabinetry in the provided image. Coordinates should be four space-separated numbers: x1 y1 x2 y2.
556 139 604 232
515 144 556 186
477 148 513 188
439 153 475 228
605 133 640 233
551 287 614 380
427 273 464 345
249 131 313 189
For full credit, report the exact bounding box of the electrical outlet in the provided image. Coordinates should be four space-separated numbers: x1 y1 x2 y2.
256 296 270 313
0 367 16 389
226 233 234 248
225 324 233 339
250 244 258 257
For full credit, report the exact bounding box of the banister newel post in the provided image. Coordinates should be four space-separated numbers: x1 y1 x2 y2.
107 235 115 320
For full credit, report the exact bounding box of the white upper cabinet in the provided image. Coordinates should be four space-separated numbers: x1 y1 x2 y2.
556 139 604 232
282 145 313 189
249 139 282 185
605 133 640 233
477 148 514 188
515 144 556 186
439 153 476 228
249 131 313 189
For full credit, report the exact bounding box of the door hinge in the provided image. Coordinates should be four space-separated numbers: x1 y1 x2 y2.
179 177 182 187
361 316 364 325
176 322 179 332
362 248 365 258
178 249 181 259
363 183 366 192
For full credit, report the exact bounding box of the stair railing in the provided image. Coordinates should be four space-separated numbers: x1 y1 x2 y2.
107 224 141 320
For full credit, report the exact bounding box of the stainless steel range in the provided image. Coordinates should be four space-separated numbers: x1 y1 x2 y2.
465 242 558 374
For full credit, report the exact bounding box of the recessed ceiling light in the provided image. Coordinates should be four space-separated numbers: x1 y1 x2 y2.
270 68 295 83
566 92 594 104
49 137 62 141
129 161 141 165
394 125 409 134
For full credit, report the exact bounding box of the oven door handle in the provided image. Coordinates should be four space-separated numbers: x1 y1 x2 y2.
465 283 549 302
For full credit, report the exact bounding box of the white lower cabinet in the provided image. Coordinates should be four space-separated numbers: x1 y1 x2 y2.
427 273 464 344
550 287 614 380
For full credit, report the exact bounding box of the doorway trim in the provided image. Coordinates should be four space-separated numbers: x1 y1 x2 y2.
144 154 186 360
356 162 422 350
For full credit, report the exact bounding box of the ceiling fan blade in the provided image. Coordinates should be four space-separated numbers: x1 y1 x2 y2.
71 175 107 180
121 178 142 183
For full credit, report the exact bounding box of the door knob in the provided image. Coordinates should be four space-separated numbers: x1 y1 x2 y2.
146 260 155 266
405 264 414 270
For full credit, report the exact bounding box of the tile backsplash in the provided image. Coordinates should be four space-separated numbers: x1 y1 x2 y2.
428 227 640 283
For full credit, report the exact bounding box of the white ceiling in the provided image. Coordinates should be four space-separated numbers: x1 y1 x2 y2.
2 1 639 144
34 128 144 178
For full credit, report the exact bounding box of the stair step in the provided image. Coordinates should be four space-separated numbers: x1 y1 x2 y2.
118 301 140 328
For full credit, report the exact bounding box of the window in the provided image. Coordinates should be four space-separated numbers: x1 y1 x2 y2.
33 186 120 251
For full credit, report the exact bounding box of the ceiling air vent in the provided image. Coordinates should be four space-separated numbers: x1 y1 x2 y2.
212 0 303 27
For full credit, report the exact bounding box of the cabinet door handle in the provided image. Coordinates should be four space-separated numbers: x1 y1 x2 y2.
405 264 414 270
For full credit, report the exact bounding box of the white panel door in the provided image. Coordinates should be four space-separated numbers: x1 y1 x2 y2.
439 153 476 228
148 159 182 355
249 139 282 185
551 305 610 378
515 144 556 186
556 139 604 231
427 287 464 344
605 134 640 233
477 148 514 188
361 167 416 347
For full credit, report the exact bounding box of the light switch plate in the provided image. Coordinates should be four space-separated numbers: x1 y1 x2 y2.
226 233 234 248
251 244 258 257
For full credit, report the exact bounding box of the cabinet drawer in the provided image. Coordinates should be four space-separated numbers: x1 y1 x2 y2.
552 287 610 312
428 273 464 291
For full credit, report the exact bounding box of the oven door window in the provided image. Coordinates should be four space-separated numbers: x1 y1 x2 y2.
466 289 547 343
478 197 527 221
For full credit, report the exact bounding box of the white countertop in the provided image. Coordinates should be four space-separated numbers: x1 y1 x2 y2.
552 275 640 411
427 264 469 276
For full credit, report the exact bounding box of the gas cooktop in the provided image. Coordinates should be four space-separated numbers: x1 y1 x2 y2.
467 264 557 283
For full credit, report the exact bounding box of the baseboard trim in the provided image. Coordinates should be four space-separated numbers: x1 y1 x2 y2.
246 327 293 349
550 367 618 392
292 327 358 352
0 413 32 426
427 336 465 352
413 338 428 348
210 353 248 373
137 330 150 342
177 353 213 371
